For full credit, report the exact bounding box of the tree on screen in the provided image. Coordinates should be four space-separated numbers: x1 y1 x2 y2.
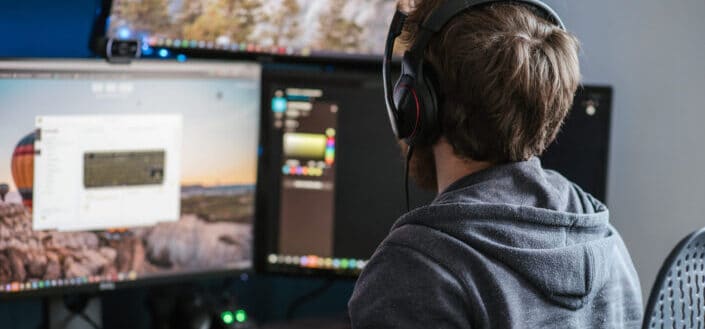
315 0 364 52
114 0 173 36
182 0 263 44
176 0 205 29
258 0 301 47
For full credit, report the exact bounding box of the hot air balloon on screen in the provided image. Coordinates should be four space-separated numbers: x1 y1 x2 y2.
11 132 35 210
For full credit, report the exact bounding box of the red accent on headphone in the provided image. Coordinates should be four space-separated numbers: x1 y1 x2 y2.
397 83 421 139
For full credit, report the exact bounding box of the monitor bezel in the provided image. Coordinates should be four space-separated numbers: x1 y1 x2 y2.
0 268 252 301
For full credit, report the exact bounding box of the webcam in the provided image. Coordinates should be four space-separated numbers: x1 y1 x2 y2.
94 38 141 64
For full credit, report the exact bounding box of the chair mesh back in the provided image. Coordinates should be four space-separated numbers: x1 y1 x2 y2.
644 228 705 329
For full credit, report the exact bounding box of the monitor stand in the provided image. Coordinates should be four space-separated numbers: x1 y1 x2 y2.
45 294 102 329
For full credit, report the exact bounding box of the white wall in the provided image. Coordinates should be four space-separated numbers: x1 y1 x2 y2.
545 0 705 298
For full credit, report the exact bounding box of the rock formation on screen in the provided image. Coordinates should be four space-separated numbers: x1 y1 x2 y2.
0 202 251 284
0 203 123 282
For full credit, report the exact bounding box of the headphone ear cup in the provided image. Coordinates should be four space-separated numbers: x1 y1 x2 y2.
393 74 421 140
416 64 441 144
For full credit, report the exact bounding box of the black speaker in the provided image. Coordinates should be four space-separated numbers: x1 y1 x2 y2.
541 85 613 203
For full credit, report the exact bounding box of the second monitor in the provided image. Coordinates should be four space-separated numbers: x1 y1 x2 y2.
255 64 613 278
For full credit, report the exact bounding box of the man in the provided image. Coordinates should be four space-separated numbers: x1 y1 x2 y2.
349 1 643 328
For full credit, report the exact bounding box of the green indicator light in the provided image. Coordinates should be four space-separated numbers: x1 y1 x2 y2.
235 309 247 323
340 259 349 269
221 311 234 325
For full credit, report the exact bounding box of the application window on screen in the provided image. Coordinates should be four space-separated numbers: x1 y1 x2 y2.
33 115 183 232
274 87 338 258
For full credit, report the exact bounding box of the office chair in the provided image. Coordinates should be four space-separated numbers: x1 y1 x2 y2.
643 227 705 329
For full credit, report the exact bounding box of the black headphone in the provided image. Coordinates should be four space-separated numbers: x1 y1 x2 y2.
383 0 566 146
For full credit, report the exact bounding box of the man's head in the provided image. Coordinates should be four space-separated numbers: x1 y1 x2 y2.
400 1 581 190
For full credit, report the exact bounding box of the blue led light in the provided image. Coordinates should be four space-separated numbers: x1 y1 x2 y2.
117 27 131 39
142 47 153 56
177 54 187 62
271 97 287 113
158 49 169 58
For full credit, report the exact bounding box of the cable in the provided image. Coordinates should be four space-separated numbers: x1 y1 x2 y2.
76 312 101 329
61 294 102 329
404 142 415 212
285 279 335 320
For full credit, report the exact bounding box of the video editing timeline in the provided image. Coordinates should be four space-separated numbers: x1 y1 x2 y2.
107 0 402 60
274 87 340 263
0 60 260 296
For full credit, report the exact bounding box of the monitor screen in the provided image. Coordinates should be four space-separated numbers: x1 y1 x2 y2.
0 60 260 296
255 64 612 277
106 0 405 60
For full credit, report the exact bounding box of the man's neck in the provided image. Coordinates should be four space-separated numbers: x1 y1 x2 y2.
433 140 494 193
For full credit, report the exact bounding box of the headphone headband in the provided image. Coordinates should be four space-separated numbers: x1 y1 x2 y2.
422 0 565 33
383 9 409 138
410 0 565 54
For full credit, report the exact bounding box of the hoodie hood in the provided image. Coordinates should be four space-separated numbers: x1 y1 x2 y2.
391 157 616 310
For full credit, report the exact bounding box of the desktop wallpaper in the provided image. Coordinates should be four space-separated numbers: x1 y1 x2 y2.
108 0 413 56
0 76 259 288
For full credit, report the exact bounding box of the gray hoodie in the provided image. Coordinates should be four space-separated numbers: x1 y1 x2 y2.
349 157 643 328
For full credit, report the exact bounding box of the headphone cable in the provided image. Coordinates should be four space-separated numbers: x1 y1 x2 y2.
404 142 415 212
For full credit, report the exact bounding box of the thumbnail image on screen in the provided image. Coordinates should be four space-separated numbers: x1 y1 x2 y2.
0 60 260 295
83 150 166 188
107 0 411 59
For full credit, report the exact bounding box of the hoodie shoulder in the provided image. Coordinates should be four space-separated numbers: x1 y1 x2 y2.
349 226 480 329
351 159 643 328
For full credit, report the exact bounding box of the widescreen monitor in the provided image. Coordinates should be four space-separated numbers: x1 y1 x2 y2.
0 59 260 297
106 0 407 61
255 64 613 277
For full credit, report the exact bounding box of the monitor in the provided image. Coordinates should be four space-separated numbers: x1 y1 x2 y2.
105 0 406 61
254 64 613 277
0 59 261 296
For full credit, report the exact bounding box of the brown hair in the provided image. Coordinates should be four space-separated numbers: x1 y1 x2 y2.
402 1 581 162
